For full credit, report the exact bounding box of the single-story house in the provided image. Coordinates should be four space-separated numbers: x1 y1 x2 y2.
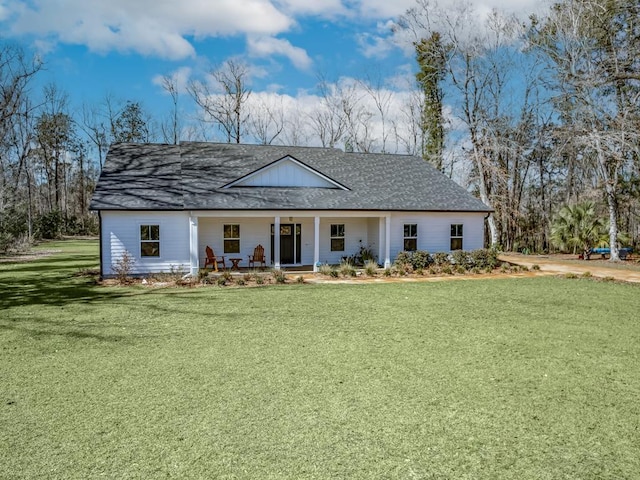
90 142 492 277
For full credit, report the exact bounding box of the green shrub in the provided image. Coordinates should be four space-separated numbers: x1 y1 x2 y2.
395 250 433 270
412 250 432 269
364 260 378 276
564 272 578 279
255 274 265 285
394 251 412 267
295 275 305 284
339 261 357 277
0 232 14 253
469 249 499 270
318 263 335 276
112 250 135 284
582 271 592 278
357 244 376 264
35 210 64 239
235 278 246 286
451 250 471 270
216 276 227 286
441 265 453 275
532 264 541 271
415 268 424 275
221 271 233 282
456 265 466 274
272 270 287 284
432 252 449 266
168 264 187 285
383 268 391 277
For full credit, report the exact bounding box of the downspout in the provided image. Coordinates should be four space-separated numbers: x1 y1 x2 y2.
98 210 103 280
484 212 492 249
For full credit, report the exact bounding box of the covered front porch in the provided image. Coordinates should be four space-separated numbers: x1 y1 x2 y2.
188 210 393 275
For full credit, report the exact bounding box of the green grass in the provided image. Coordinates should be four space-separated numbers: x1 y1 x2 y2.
1 240 640 479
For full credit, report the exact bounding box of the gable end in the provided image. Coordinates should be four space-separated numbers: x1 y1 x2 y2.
222 155 350 190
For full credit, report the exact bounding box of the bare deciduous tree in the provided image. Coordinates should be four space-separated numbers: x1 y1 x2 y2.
159 74 180 145
189 59 251 143
247 94 285 145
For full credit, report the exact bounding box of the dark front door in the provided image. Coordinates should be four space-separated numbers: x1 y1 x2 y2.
271 224 301 264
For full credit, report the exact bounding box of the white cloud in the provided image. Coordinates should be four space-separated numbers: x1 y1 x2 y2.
274 0 346 17
357 21 397 58
278 0 542 22
0 0 550 77
353 0 417 19
362 0 549 60
4 0 293 59
247 36 313 70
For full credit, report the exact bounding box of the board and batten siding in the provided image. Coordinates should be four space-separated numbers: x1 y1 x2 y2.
101 211 190 276
233 158 338 188
389 212 485 259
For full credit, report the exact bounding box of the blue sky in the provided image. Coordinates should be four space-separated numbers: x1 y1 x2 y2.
0 0 542 144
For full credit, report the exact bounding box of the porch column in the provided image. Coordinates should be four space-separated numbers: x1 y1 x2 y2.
313 216 320 272
189 215 199 276
384 214 391 268
274 216 281 270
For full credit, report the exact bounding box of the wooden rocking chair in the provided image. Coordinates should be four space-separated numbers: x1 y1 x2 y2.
204 246 226 271
248 244 266 268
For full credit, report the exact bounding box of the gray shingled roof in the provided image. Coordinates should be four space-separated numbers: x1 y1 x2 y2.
90 142 492 212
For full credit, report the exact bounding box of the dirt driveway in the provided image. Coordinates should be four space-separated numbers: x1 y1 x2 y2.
498 253 640 284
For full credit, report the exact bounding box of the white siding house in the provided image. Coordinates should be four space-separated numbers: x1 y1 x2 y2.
91 142 492 277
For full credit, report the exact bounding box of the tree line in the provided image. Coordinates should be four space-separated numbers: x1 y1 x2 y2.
1 0 639 259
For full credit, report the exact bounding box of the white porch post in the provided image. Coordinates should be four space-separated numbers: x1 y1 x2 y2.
274 216 281 270
313 216 320 272
189 215 199 276
384 214 391 268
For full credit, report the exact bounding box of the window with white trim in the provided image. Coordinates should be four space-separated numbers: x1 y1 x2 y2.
224 224 240 253
403 224 417 251
330 224 345 251
140 224 160 257
451 224 463 250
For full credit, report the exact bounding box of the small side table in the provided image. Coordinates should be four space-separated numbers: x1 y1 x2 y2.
229 258 242 270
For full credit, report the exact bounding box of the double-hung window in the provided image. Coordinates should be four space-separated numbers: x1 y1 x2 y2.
330 224 345 252
140 225 160 257
224 224 240 253
403 224 417 251
450 224 463 250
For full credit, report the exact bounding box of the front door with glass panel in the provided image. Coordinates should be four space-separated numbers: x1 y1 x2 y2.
271 224 301 264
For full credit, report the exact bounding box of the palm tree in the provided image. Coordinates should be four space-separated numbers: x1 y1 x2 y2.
550 201 606 256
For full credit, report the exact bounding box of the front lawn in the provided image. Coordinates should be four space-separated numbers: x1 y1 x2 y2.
1 240 639 479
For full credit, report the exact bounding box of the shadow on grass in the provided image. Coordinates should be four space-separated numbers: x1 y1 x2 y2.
0 320 136 343
0 257 95 274
0 249 135 310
